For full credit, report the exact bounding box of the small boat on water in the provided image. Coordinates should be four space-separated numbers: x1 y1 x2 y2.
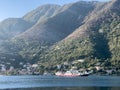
80 71 89 76
55 70 89 77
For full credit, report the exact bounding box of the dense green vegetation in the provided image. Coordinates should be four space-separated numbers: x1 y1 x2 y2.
38 0 120 69
0 0 120 74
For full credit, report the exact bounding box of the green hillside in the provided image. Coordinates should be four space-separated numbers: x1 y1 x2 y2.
0 0 120 75
40 0 120 69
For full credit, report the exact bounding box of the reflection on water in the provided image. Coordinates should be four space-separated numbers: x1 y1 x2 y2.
0 75 120 90
3 87 120 90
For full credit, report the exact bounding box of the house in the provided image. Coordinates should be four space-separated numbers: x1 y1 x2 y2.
57 64 62 69
71 66 78 70
32 64 38 68
1 65 6 72
95 62 101 66
19 62 24 65
9 66 14 71
72 59 85 64
63 62 69 65
55 46 60 50
77 59 85 63
95 66 103 71
106 70 113 75
18 69 28 75
79 68 86 72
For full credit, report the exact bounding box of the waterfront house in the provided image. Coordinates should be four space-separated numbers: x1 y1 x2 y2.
32 64 38 68
106 70 113 75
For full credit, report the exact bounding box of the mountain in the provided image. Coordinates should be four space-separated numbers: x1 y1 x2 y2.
0 0 120 71
23 4 61 24
0 18 31 40
10 1 97 62
0 1 97 67
0 4 60 41
42 0 120 68
0 4 61 66
16 1 96 43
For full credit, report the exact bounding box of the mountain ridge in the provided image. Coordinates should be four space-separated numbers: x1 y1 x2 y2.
15 1 96 43
41 0 120 67
0 0 120 71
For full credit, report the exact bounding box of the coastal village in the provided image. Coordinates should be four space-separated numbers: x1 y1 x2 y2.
0 59 120 76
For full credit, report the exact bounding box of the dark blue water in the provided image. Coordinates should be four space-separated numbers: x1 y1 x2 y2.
0 75 120 90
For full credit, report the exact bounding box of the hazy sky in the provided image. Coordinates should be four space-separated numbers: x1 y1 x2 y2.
0 0 111 22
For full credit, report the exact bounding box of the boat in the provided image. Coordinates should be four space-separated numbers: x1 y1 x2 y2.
55 70 81 77
80 71 89 76
55 70 90 77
